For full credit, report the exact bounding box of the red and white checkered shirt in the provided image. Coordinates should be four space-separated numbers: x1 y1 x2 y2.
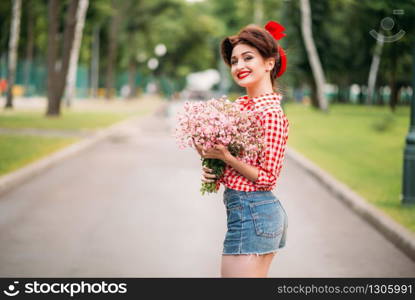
217 92 289 192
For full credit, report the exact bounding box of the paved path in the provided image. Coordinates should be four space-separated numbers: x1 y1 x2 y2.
0 100 414 277
0 128 93 138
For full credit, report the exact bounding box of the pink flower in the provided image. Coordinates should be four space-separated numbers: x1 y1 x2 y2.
174 96 264 195
174 96 264 157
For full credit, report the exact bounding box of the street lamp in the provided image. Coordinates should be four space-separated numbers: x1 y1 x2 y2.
147 58 159 70
153 43 173 98
146 43 166 71
402 40 415 205
155 43 167 57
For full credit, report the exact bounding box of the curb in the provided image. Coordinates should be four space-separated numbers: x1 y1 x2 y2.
286 147 415 262
0 103 167 198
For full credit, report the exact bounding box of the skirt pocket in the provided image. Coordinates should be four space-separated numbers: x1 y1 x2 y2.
249 199 284 238
224 191 243 231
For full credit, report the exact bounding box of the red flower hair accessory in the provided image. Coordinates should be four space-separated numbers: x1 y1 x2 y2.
265 20 287 78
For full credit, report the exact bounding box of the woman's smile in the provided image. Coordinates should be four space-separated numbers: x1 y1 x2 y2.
237 70 251 79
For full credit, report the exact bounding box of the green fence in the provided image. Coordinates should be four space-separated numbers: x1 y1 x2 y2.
0 58 182 99
0 57 411 103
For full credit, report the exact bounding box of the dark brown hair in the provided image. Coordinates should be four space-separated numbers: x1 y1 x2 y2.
220 24 282 88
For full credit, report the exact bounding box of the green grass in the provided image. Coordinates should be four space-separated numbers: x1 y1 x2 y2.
0 109 149 131
283 102 415 233
0 134 79 176
0 97 162 176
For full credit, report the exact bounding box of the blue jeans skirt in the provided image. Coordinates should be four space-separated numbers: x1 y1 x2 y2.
222 187 288 255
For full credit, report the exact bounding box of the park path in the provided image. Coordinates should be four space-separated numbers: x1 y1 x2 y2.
0 99 414 277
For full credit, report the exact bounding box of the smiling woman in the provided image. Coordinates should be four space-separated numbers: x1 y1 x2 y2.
195 21 290 278
221 21 287 90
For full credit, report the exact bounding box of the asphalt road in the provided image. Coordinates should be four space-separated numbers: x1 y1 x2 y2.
0 100 414 277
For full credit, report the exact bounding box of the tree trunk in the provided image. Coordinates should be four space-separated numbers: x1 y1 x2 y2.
389 45 399 112
23 0 34 95
218 59 231 95
335 85 341 103
367 30 383 105
46 0 79 116
310 81 319 108
253 0 263 25
339 85 350 103
389 72 397 112
46 0 59 115
338 86 345 103
358 85 365 104
105 1 122 100
300 0 328 112
377 87 384 106
391 82 403 111
5 0 22 109
128 57 137 99
64 0 89 107
90 24 100 98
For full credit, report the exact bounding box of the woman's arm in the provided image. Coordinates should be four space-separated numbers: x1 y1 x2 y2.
195 143 259 182
196 110 289 187
223 152 259 182
254 111 289 189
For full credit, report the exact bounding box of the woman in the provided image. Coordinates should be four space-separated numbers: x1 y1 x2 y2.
195 21 290 277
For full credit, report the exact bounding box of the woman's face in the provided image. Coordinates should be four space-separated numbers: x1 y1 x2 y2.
230 43 274 88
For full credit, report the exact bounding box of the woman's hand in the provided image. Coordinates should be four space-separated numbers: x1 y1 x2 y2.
201 166 216 183
193 139 231 162
193 139 204 156
201 144 231 162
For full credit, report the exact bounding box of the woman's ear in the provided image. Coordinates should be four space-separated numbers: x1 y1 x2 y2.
266 57 276 71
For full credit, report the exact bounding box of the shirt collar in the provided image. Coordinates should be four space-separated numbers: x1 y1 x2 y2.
236 92 282 107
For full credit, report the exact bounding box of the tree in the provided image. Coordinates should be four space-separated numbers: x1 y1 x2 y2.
119 0 182 99
64 0 89 107
23 0 34 94
300 0 328 111
46 0 79 116
4 0 22 109
357 0 415 109
104 0 124 99
80 0 113 99
367 31 383 105
253 0 263 25
90 23 100 98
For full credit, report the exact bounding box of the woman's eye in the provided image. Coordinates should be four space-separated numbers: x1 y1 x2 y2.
231 56 253 65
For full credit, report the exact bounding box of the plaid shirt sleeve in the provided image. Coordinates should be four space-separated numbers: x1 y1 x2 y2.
255 110 289 189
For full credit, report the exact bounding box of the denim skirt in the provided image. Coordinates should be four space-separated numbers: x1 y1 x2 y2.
222 187 288 255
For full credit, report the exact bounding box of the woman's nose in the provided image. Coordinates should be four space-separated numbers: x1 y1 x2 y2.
233 61 246 73
236 59 245 68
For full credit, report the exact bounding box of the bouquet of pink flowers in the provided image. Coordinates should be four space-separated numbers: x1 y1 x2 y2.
174 96 264 195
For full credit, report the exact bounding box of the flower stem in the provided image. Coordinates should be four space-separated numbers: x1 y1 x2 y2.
200 158 225 195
